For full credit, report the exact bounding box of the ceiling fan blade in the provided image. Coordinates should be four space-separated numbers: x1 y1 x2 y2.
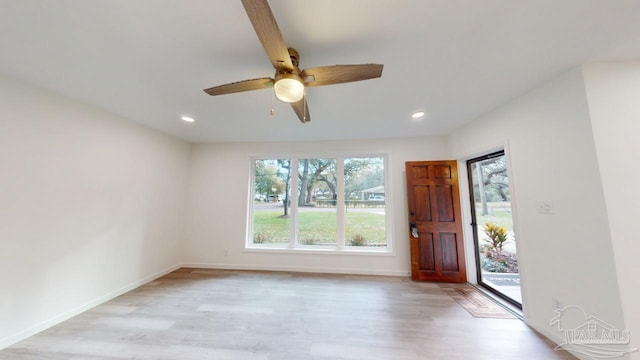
302 64 383 87
241 0 293 72
290 95 310 123
203 77 274 96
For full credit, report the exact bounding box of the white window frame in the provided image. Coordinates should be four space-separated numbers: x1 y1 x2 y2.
245 153 394 255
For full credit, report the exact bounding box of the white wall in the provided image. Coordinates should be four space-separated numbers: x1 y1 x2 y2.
583 62 640 359
446 68 625 349
184 137 448 276
0 75 191 348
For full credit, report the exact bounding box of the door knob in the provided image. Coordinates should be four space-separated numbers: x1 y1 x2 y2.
410 223 419 238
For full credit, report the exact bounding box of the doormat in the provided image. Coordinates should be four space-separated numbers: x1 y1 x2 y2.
439 284 517 319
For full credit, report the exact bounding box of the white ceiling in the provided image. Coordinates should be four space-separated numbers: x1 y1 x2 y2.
2 0 640 143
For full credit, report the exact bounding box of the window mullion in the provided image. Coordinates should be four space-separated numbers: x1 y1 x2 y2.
247 160 257 247
336 157 345 249
289 158 299 248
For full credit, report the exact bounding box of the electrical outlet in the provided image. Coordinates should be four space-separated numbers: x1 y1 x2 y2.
224 249 229 257
537 200 555 214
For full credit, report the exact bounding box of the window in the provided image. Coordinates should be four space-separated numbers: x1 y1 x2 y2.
297 158 337 246
248 155 389 252
251 159 291 245
343 157 386 247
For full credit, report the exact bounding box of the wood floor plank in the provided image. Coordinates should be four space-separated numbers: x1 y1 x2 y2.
0 269 576 359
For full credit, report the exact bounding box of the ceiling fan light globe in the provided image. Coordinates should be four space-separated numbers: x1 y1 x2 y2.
274 75 304 103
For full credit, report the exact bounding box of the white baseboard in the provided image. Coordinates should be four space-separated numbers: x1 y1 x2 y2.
525 318 588 360
0 263 181 350
181 262 410 277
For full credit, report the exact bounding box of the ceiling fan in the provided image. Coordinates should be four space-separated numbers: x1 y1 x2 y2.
203 0 384 123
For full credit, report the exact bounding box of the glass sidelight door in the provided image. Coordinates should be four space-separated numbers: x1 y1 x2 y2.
467 151 521 308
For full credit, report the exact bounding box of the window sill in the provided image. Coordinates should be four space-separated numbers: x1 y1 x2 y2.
243 245 395 257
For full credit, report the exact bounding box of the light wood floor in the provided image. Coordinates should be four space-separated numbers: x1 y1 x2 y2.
1 268 576 360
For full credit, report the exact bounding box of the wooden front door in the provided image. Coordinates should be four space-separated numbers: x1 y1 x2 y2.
405 160 466 282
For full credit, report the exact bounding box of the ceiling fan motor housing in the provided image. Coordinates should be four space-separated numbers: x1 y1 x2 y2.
287 48 300 67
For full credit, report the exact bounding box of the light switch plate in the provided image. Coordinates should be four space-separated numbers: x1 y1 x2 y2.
537 200 554 214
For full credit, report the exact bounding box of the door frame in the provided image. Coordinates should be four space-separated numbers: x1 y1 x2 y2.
458 146 528 310
466 151 522 309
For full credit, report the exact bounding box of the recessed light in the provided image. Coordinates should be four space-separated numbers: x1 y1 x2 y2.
411 111 425 119
181 116 195 123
